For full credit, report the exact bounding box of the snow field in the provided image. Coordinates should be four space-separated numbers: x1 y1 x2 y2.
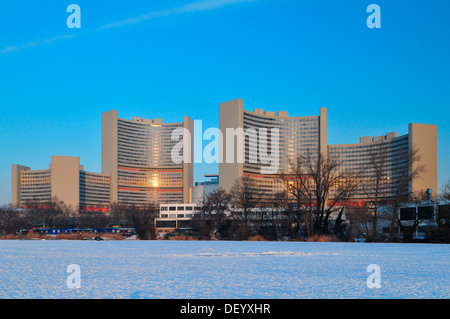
0 240 448 299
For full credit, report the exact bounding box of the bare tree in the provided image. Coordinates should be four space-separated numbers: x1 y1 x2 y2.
345 206 374 241
207 188 230 230
427 182 450 243
191 195 214 239
385 147 425 240
360 145 424 241
23 198 49 227
194 188 231 239
441 180 450 201
250 191 289 240
126 203 158 240
0 205 22 235
229 176 263 239
281 152 359 239
270 191 290 239
109 202 126 227
57 201 78 229
362 146 390 240
38 196 69 228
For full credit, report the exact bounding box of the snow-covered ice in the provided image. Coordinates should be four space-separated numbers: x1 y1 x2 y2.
0 240 448 299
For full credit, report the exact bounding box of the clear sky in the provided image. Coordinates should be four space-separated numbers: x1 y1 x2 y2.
0 0 449 205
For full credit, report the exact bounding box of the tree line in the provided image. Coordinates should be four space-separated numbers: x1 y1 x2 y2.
1 149 449 242
191 149 450 242
0 199 159 240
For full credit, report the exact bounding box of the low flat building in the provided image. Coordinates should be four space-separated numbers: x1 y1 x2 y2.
154 203 202 234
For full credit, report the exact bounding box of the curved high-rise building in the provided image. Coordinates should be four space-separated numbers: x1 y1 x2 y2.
12 156 111 212
328 123 437 202
218 99 437 203
219 99 327 197
102 110 193 205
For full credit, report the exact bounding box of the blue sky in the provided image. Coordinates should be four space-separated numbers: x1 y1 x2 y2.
0 0 449 205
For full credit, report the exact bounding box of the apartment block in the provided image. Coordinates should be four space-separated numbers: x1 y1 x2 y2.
328 123 437 201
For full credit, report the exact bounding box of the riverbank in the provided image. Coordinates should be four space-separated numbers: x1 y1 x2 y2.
0 233 126 240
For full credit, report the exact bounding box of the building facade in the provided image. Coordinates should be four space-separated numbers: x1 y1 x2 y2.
328 123 437 202
102 110 194 205
11 101 437 213
12 156 110 212
219 98 327 198
12 111 194 211
218 99 437 203
154 203 202 234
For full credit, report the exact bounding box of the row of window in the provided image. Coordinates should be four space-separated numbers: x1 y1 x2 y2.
118 190 183 205
160 213 194 219
118 119 181 129
328 137 409 153
80 172 110 185
160 205 202 211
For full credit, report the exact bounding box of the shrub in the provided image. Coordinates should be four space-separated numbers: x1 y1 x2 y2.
248 235 266 241
307 234 338 242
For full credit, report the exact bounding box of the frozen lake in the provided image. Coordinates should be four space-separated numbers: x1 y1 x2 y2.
0 240 448 299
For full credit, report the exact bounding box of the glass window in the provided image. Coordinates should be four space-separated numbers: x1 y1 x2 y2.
400 207 415 220
418 206 434 220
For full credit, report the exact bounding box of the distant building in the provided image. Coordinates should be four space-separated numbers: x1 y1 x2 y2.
11 100 438 213
218 98 437 203
191 174 219 205
101 110 194 205
328 123 437 202
356 199 450 240
154 203 202 234
12 110 194 210
218 98 327 198
12 156 110 212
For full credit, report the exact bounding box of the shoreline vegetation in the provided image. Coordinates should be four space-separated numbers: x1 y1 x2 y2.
1 178 449 243
0 233 351 242
0 233 126 241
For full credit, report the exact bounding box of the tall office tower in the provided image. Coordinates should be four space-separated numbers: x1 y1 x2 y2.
102 110 193 205
12 156 110 212
219 99 327 197
328 123 438 201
